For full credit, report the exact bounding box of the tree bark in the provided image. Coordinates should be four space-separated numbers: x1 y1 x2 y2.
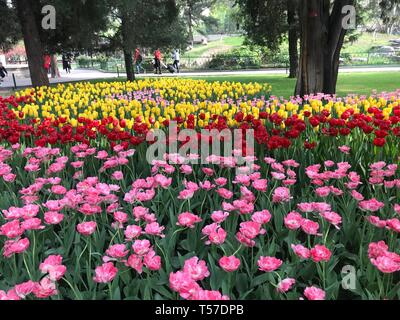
188 1 194 47
323 0 349 94
287 0 299 78
295 0 353 96
124 50 135 82
15 0 49 87
295 0 327 96
121 9 135 81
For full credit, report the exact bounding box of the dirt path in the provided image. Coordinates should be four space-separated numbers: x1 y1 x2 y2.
186 45 235 67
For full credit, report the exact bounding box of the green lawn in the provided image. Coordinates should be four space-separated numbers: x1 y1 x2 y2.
221 36 244 47
185 32 394 60
83 72 400 97
1 71 399 99
280 33 394 55
183 36 244 58
188 74 296 97
188 72 400 97
341 33 394 54
281 32 394 54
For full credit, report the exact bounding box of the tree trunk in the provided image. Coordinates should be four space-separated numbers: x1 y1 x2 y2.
295 0 327 96
121 9 135 82
287 0 299 78
188 2 194 47
295 0 353 96
388 23 394 35
50 54 60 78
15 0 49 87
124 50 135 82
323 0 349 94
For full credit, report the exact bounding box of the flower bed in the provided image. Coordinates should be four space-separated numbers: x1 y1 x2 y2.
0 79 399 300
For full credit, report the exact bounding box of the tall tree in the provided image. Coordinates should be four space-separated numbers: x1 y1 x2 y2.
236 0 299 78
294 0 354 96
359 0 387 35
287 0 299 78
13 0 109 85
14 0 49 87
120 0 135 81
207 0 240 34
295 0 400 95
40 0 110 53
380 0 400 34
104 0 187 81
42 0 109 78
181 0 217 45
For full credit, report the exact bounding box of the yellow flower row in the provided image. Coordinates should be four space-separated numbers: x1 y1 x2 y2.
12 79 399 130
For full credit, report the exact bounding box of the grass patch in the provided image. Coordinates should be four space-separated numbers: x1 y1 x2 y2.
93 72 400 97
187 72 400 97
183 36 244 57
342 33 394 54
279 32 394 55
188 33 395 60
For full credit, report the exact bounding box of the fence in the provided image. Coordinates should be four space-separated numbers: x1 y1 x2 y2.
76 51 400 74
75 56 288 73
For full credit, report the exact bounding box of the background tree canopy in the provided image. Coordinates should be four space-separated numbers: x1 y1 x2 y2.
1 0 400 93
0 0 21 52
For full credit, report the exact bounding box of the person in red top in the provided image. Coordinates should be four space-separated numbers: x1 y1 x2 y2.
154 49 162 75
43 54 51 75
134 48 144 74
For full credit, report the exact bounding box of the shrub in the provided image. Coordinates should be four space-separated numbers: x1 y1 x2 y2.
207 47 262 70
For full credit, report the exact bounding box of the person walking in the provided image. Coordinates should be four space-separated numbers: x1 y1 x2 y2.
62 53 72 74
62 54 68 73
154 49 162 75
134 49 145 74
66 53 72 73
172 49 180 73
50 55 61 78
0 62 8 83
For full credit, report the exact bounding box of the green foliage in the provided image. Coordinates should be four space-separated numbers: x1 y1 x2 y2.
261 49 289 66
205 44 291 70
379 0 400 33
180 0 218 38
76 55 110 68
76 56 92 68
39 0 111 53
105 0 188 52
186 72 400 98
201 0 240 34
207 46 261 69
0 0 21 52
235 0 288 52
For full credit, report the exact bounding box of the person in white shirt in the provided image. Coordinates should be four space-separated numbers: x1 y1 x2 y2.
0 62 8 83
172 49 180 73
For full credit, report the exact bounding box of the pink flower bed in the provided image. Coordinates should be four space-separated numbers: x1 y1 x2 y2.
0 141 399 300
